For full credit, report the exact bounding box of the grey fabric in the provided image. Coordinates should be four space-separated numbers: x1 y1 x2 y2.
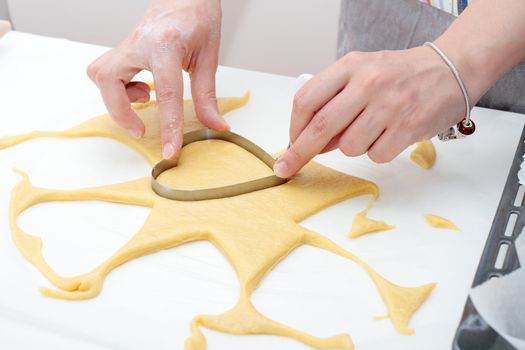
0 0 9 21
337 0 525 114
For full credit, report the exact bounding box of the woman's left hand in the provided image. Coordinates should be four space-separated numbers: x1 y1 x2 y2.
273 46 469 178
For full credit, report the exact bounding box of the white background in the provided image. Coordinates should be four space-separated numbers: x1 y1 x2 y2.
1 0 340 76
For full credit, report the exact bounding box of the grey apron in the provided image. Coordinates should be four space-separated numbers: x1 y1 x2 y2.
337 0 525 113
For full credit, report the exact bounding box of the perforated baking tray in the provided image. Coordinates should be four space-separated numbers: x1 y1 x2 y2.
452 126 525 350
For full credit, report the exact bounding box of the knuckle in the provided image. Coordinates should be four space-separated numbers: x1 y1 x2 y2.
158 26 183 43
309 112 329 137
292 91 309 114
154 28 184 53
393 89 418 112
361 71 384 91
86 62 98 81
287 143 304 164
339 144 353 157
399 114 422 135
360 69 393 92
193 87 217 102
156 87 179 103
402 87 419 104
339 140 364 157
368 149 388 164
192 21 208 38
342 51 364 65
382 94 405 112
94 67 114 86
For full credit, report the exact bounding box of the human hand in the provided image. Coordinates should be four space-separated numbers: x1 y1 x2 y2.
87 0 225 159
273 47 470 178
0 20 11 38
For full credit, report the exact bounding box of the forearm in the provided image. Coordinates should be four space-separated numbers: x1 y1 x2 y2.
434 0 525 104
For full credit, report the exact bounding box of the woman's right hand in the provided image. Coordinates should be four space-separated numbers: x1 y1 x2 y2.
87 0 225 159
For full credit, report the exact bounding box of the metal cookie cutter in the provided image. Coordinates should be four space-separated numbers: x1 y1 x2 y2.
151 129 288 201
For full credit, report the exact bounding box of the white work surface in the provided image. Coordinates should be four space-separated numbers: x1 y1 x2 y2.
0 32 523 350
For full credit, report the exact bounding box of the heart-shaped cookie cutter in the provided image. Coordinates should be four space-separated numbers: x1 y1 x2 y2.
152 129 287 201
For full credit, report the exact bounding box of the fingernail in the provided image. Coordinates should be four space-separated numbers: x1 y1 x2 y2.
163 143 176 159
216 116 230 131
274 158 289 178
128 129 142 139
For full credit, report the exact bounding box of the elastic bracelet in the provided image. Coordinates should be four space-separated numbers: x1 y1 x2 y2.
424 41 475 141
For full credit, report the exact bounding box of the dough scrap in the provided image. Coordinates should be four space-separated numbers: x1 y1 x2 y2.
2 94 436 349
423 214 460 231
410 140 436 169
348 205 395 239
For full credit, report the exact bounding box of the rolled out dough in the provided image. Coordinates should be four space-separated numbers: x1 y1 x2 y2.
2 93 436 350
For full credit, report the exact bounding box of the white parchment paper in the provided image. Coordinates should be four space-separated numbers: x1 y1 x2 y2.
2 31 525 350
470 233 525 349
518 152 525 186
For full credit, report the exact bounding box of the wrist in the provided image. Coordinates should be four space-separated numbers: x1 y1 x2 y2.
433 0 525 106
433 35 493 106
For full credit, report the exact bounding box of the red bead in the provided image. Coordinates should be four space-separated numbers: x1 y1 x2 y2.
457 119 476 135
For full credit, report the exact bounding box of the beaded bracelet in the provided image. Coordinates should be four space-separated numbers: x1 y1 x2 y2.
424 41 475 141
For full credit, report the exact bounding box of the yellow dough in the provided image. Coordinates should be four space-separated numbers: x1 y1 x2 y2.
348 206 395 238
2 94 436 349
423 214 460 231
410 140 436 169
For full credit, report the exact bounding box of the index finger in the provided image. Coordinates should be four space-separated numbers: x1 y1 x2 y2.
290 63 350 143
275 86 366 178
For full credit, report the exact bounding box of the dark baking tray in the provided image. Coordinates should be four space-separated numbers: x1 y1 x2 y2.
452 125 525 350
